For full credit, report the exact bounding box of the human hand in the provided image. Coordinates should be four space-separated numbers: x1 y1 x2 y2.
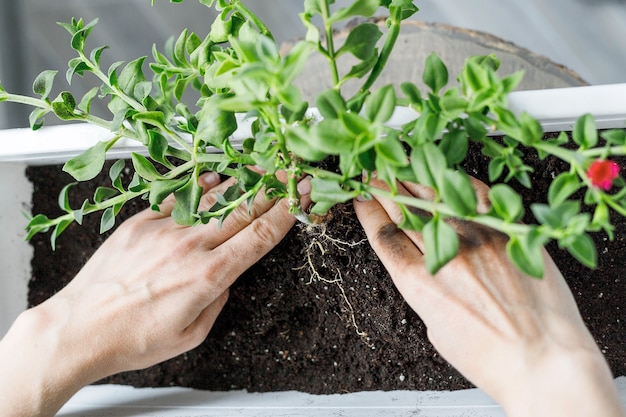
0 171 311 417
355 176 624 417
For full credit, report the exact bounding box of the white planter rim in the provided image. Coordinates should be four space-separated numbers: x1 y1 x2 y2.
0 83 625 165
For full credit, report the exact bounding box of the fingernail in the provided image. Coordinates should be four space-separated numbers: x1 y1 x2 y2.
199 171 220 188
355 194 367 202
297 176 312 195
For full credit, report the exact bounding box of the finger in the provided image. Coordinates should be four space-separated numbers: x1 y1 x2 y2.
180 290 230 352
194 171 310 248
188 177 312 298
468 176 491 214
354 194 448 315
367 177 428 252
354 192 425 272
205 197 298 291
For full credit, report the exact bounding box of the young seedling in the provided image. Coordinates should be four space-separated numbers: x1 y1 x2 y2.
1 0 625 278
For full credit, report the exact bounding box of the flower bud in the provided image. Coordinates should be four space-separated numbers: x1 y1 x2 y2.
586 159 620 191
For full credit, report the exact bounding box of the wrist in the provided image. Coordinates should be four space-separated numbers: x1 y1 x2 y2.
0 301 98 417
502 348 624 417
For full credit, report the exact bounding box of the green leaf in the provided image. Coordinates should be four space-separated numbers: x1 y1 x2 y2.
591 202 614 239
410 142 446 190
439 129 468 166
63 141 108 181
572 113 597 149
364 84 396 124
601 129 626 145
501 70 524 94
506 233 544 278
565 233 597 269
78 87 99 113
342 56 378 81
440 92 468 119
29 108 49 131
441 170 477 216
117 57 147 97
90 45 109 66
329 0 379 23
73 200 90 225
488 184 524 222
518 112 543 145
548 172 580 207
463 117 487 141
133 81 153 103
172 176 203 226
196 97 238 147
398 204 427 232
68 18 98 52
532 201 580 229
299 11 320 43
410 108 446 143
109 159 125 191
316 89 346 119
285 127 328 161
488 157 506 182
132 111 166 129
149 176 190 208
107 61 125 87
422 217 459 274
32 70 58 100
375 135 409 167
94 187 119 203
128 172 148 192
337 23 382 60
147 131 170 167
460 59 487 95
131 153 163 181
58 183 75 212
66 58 91 84
100 206 116 234
310 177 359 203
25 214 52 241
51 219 73 250
52 92 79 120
310 119 355 154
400 82 422 107
210 10 234 43
423 53 448 93
303 0 323 15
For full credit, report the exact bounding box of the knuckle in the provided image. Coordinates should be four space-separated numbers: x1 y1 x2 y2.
249 215 283 248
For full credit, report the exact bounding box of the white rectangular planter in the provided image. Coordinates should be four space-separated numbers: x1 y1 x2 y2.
1 85 625 415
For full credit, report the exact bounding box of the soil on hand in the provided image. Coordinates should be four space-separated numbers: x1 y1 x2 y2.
26 140 625 393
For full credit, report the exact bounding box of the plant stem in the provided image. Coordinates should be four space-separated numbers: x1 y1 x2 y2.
79 52 146 113
359 8 402 93
321 0 340 88
4 93 51 110
299 164 534 237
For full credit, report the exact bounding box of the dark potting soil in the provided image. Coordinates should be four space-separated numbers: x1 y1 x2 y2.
26 139 625 393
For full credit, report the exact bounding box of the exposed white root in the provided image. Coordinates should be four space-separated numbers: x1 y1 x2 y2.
295 224 372 345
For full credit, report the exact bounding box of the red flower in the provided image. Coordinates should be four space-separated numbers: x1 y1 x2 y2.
587 159 620 191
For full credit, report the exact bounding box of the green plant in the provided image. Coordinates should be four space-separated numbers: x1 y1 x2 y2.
1 0 625 278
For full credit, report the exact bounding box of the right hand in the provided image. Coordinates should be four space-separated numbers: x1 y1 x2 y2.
354 176 624 417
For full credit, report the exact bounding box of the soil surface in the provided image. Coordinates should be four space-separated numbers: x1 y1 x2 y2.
27 138 625 393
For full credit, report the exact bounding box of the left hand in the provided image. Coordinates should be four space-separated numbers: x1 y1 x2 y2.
0 171 311 417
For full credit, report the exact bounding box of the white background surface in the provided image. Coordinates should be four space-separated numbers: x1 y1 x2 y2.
1 0 626 128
